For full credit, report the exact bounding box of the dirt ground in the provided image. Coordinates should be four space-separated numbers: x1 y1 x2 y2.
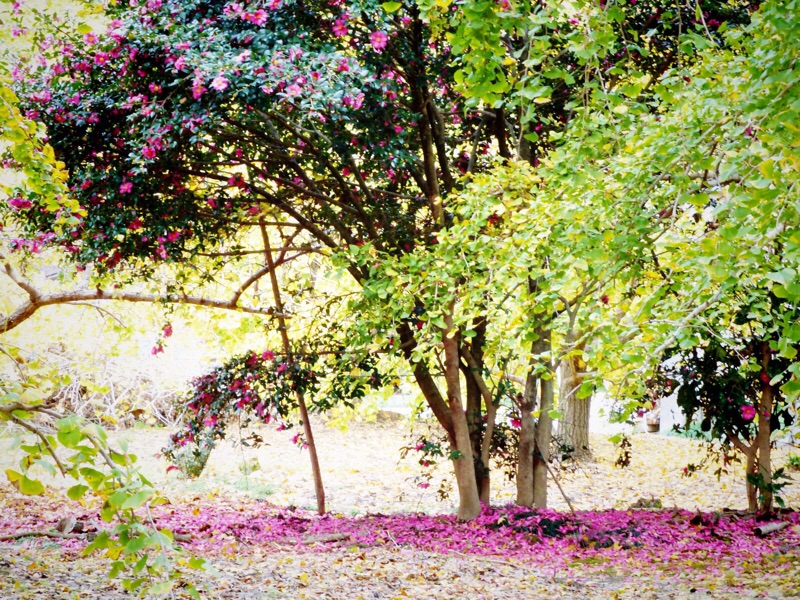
1 416 799 599
99 415 800 515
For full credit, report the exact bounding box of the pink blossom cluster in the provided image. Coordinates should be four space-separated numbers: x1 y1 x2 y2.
7 229 56 253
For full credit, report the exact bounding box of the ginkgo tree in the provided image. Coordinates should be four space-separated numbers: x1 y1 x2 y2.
419 0 800 514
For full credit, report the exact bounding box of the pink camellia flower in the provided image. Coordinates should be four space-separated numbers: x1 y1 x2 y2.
510 418 522 429
166 230 181 242
262 350 276 360
142 146 157 159
332 18 348 37
285 83 302 97
248 9 268 24
192 75 207 99
204 414 218 428
210 74 229 91
370 30 388 52
741 404 757 421
128 218 143 230
119 181 133 194
8 197 32 210
93 51 109 65
163 323 173 337
174 56 186 71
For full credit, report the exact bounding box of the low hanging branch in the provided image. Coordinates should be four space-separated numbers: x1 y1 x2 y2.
0 288 281 334
0 248 297 334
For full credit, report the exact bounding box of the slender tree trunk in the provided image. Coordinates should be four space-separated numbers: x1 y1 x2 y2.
745 446 758 513
462 343 497 504
463 360 484 499
442 304 481 521
533 330 554 508
261 223 325 515
461 321 489 502
478 408 496 505
398 323 455 440
558 355 591 459
515 372 537 507
756 342 773 514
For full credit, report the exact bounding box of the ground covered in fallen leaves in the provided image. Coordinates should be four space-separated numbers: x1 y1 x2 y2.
2 419 800 598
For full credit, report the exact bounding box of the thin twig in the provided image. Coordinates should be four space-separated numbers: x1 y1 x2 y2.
543 460 576 515
5 414 67 476
0 530 85 541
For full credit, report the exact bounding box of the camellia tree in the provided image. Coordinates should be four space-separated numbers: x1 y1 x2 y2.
649 312 796 514
4 0 770 521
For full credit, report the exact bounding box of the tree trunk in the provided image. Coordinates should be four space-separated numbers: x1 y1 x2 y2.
462 359 484 499
533 330 554 508
442 305 481 521
461 344 497 505
295 392 325 515
756 342 773 514
398 323 455 440
461 321 489 502
745 446 758 513
261 223 325 515
515 372 537 507
558 354 591 459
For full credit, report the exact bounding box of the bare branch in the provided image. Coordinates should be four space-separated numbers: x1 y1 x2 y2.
0 252 41 302
230 265 273 306
0 288 283 335
0 530 86 541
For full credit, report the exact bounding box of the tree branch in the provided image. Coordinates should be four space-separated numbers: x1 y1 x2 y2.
0 288 282 334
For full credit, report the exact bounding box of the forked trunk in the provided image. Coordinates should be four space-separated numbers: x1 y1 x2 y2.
516 325 553 508
515 372 537 507
442 306 481 521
